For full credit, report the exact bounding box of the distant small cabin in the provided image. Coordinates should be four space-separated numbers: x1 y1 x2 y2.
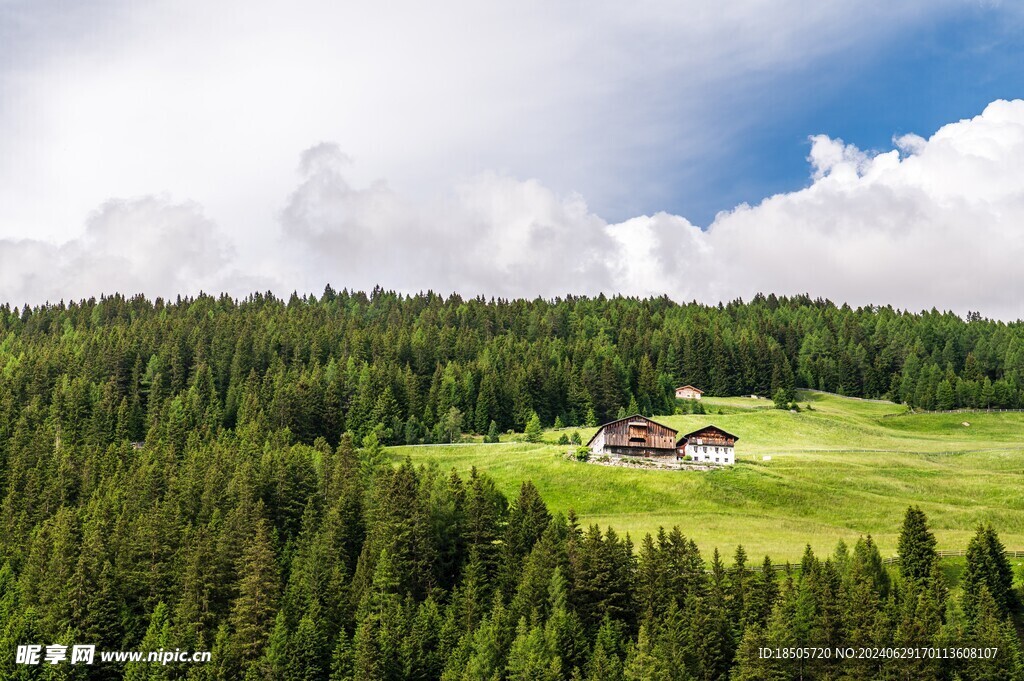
588 415 678 458
677 426 738 465
675 385 703 400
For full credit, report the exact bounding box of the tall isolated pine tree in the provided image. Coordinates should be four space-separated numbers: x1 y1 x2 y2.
897 505 937 585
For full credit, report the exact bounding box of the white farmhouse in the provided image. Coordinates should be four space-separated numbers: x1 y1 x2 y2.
677 425 738 465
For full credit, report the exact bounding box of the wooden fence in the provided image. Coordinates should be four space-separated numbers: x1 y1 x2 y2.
730 549 1024 573
882 408 1024 418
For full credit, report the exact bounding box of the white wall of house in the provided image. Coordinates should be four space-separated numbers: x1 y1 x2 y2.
675 387 702 400
682 442 733 465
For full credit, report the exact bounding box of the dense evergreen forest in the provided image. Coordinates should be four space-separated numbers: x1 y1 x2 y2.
2 289 1024 679
2 289 1024 451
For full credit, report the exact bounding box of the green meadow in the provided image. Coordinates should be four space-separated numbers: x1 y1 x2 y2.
388 391 1024 563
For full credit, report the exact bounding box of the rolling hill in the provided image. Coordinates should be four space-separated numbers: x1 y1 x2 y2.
389 390 1024 562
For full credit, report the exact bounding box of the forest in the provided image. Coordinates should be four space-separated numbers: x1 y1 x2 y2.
2 288 1023 450
2 289 1024 679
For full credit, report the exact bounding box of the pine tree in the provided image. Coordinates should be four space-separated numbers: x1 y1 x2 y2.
897 506 937 585
462 599 511 681
485 420 500 444
651 600 691 680
744 556 778 629
544 566 586 674
352 614 384 681
403 597 444 681
474 370 500 434
506 617 558 681
288 604 329 681
849 535 890 600
584 617 625 681
962 586 1024 681
731 624 774 681
936 379 955 410
124 601 173 681
228 516 281 668
525 412 543 443
622 623 657 681
329 628 354 681
962 524 1016 622
499 481 552 595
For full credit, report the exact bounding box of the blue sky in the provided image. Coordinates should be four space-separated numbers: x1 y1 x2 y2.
3 1 1024 318
655 4 1024 226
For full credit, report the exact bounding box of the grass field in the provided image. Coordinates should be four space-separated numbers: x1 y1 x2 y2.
388 391 1024 563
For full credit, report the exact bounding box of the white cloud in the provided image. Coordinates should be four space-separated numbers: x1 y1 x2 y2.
277 143 616 296
666 99 1024 318
4 100 1024 321
0 196 268 305
807 134 871 180
0 0 967 246
275 98 1024 320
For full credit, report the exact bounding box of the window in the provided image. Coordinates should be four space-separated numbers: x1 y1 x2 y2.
715 457 720 462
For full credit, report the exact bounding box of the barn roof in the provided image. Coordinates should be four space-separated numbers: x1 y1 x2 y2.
675 385 704 393
585 414 678 447
676 424 739 445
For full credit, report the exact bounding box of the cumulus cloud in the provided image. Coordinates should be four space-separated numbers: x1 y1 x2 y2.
4 100 1024 321
277 100 1024 319
278 143 616 297
0 196 268 305
0 0 970 243
668 99 1024 317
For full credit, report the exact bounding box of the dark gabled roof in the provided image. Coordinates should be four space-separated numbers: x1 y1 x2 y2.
586 414 677 447
675 385 704 393
676 424 739 446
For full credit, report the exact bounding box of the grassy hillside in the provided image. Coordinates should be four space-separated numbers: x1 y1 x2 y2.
388 391 1024 562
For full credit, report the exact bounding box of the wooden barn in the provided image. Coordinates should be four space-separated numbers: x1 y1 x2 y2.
677 425 738 465
675 385 704 400
587 415 678 458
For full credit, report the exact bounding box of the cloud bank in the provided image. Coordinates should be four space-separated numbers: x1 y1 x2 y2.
0 0 964 242
0 197 268 305
3 100 1024 319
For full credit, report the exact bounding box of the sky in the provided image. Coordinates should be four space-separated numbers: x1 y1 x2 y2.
2 1 1024 318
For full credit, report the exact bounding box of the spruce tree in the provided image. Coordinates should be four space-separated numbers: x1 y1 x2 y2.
329 627 354 681
525 412 543 443
504 618 557 681
499 481 552 595
288 604 329 681
584 616 625 681
962 524 1016 621
897 506 937 585
622 623 657 681
486 420 500 443
228 516 281 669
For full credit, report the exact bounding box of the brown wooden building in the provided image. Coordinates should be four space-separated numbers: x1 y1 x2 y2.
677 425 738 465
587 415 678 458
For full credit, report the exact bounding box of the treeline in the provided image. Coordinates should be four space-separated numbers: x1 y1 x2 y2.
1 290 1024 452
1 432 1022 679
